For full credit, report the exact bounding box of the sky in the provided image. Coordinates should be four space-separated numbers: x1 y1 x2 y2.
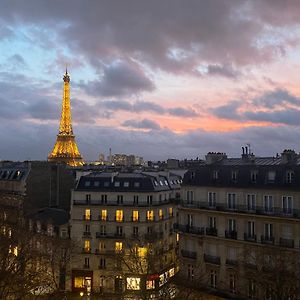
2 1 300 161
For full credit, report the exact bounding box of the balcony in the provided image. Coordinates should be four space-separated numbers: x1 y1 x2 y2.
83 231 91 237
261 235 275 244
181 250 197 259
206 227 218 236
279 237 294 248
83 264 90 269
114 232 125 238
180 201 300 219
225 230 237 240
95 249 105 255
131 233 140 239
173 223 205 235
204 254 220 265
226 258 238 266
96 232 107 238
83 215 91 221
82 248 91 254
244 233 257 242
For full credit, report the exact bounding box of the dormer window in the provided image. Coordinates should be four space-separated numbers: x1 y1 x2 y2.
85 181 91 187
267 171 276 183
134 182 140 188
212 170 219 180
94 181 100 187
114 181 120 187
250 171 258 183
190 172 195 179
286 171 294 184
124 182 129 187
231 171 237 182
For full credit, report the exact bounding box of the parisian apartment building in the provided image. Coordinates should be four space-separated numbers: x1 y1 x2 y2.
176 149 300 299
68 171 181 297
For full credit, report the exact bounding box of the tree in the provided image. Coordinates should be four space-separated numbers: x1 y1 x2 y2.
243 245 300 299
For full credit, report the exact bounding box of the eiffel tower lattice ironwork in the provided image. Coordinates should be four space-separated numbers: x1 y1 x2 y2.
48 70 84 166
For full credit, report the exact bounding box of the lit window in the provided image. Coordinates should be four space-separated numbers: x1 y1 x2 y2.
101 210 107 221
159 209 163 220
84 240 90 252
146 280 155 290
85 209 91 220
176 233 179 242
147 210 154 221
132 211 139 221
115 242 123 252
126 277 141 290
169 207 173 217
74 277 85 288
138 247 147 257
116 210 123 222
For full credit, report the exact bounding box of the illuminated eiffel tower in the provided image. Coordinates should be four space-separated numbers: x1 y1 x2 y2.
48 70 84 166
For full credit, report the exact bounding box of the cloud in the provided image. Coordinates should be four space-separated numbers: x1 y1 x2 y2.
1 0 297 75
122 118 161 130
101 99 198 117
211 100 242 120
211 89 300 125
206 64 241 78
84 60 155 97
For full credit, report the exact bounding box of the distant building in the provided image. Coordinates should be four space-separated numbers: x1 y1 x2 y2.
167 159 179 169
176 149 300 298
111 154 144 167
68 171 181 297
0 161 75 213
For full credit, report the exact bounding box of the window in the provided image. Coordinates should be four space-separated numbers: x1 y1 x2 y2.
84 257 89 268
133 195 139 205
248 280 256 299
264 223 273 239
212 170 219 180
286 171 294 183
84 240 90 252
229 274 236 294
116 210 123 222
159 194 162 203
208 192 216 207
210 270 217 288
190 172 195 179
159 209 163 220
227 193 236 209
187 214 193 227
282 196 293 214
132 210 139 221
247 221 255 237
85 181 91 187
247 194 256 211
124 181 129 187
101 210 107 221
250 171 258 183
169 207 173 217
100 225 106 236
267 171 276 182
47 224 53 236
101 194 107 204
84 209 91 220
114 181 120 187
99 257 106 269
187 190 194 204
133 226 138 236
231 170 237 182
134 182 140 187
104 181 109 187
228 219 236 232
127 277 141 290
208 216 216 228
85 224 90 233
99 241 105 251
117 195 123 204
94 181 100 187
116 226 123 236
115 242 123 252
187 264 194 280
147 195 153 205
264 195 273 213
147 210 154 221
74 277 85 288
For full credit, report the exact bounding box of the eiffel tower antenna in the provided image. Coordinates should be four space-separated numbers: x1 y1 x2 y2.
48 70 84 166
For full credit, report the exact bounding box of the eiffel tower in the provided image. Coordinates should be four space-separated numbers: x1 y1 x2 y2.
48 70 84 166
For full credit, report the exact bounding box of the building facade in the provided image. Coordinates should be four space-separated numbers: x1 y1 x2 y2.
69 171 181 297
177 150 300 299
